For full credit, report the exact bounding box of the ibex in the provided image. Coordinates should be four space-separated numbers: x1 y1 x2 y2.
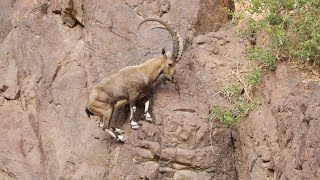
86 17 183 142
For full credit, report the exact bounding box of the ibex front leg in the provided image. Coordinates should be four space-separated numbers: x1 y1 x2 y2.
129 101 140 129
144 100 153 122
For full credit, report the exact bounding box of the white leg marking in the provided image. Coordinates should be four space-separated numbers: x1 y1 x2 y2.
129 106 139 129
144 112 153 122
114 128 124 134
129 106 137 120
106 129 127 142
105 129 117 138
97 121 104 128
144 100 153 122
130 120 140 129
117 135 127 142
144 100 150 113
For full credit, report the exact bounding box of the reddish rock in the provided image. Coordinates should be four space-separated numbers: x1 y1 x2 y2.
2 85 20 100
161 148 176 161
175 148 195 165
235 63 320 180
173 170 212 180
2 0 318 179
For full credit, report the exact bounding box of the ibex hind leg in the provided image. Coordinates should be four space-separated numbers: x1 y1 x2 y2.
87 104 126 142
105 129 127 142
112 99 129 134
87 101 110 128
110 127 124 134
106 99 130 142
101 108 127 143
87 107 112 131
101 107 113 130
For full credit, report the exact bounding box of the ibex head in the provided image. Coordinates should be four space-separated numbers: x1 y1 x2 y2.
161 48 176 83
138 17 183 83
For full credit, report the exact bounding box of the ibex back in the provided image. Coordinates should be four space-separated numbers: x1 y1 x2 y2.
86 18 183 142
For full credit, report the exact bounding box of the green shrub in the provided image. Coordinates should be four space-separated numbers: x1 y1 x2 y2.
246 68 262 87
222 84 242 102
208 68 260 126
246 0 320 64
247 47 276 69
208 0 319 126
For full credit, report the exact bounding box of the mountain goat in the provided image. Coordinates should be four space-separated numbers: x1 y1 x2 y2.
86 18 183 142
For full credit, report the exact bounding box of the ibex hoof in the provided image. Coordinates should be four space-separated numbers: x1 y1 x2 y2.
130 121 140 129
144 113 153 122
97 122 103 128
114 128 124 134
117 135 127 142
131 124 140 129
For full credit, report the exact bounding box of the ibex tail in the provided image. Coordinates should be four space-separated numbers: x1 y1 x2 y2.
85 107 94 117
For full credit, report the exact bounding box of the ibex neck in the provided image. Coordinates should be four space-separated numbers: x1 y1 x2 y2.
141 58 163 84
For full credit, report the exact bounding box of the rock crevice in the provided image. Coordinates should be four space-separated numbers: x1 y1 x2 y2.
1 0 319 180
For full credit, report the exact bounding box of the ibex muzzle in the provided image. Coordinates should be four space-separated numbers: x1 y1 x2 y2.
86 17 183 142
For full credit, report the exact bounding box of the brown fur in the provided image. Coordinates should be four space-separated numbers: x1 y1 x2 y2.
86 52 176 130
86 17 183 142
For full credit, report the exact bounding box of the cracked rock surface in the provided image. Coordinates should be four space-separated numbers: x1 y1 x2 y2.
1 0 319 180
0 0 235 179
234 64 320 180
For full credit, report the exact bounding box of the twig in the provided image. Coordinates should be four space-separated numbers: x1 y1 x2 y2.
211 89 224 98
232 62 253 102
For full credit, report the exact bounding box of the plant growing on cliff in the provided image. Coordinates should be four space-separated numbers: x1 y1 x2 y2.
247 47 276 69
207 67 260 126
240 0 320 70
208 0 319 126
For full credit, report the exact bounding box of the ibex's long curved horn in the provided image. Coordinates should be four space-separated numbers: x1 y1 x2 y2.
138 18 183 61
146 26 184 61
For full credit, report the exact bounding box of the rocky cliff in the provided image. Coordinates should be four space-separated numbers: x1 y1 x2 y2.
235 64 320 180
0 0 319 180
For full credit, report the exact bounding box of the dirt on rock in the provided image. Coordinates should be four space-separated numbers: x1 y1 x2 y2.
0 0 319 180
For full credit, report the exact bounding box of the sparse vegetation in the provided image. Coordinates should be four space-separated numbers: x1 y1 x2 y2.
206 68 259 126
241 0 320 67
247 47 276 69
209 0 319 126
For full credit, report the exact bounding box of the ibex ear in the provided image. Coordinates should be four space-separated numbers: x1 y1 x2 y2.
162 48 167 59
166 51 172 59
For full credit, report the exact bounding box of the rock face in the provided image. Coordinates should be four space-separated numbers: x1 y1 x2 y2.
0 0 236 179
1 0 319 180
235 64 320 180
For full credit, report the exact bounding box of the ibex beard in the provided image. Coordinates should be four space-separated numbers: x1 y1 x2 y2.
86 17 182 142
